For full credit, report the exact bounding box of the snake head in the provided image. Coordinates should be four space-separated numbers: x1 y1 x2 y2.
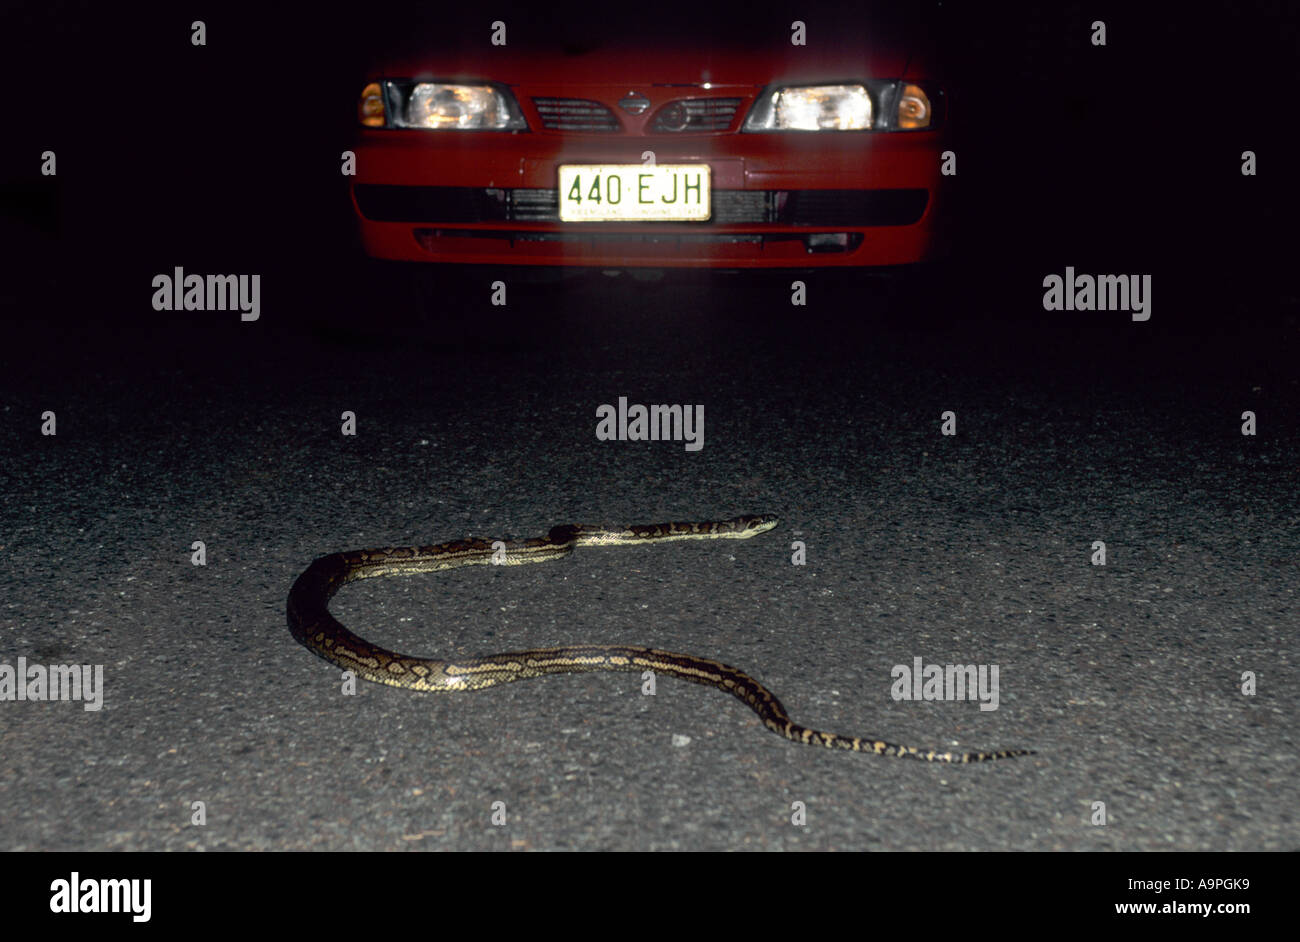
739 514 780 536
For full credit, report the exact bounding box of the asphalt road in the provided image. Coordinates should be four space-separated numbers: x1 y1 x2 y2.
1 270 1296 850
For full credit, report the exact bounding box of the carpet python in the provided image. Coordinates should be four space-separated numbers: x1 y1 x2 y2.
287 513 1033 762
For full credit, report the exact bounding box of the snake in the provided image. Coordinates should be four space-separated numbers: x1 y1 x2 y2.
287 513 1033 763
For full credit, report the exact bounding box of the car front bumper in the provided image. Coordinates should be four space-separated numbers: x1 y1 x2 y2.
351 129 946 268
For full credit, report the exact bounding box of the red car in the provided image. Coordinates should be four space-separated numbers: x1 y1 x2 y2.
350 20 947 269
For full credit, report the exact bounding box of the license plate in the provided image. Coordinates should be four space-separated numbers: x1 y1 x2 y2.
558 164 711 222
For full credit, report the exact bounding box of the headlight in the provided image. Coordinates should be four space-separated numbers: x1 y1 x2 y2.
744 81 940 132
360 81 527 130
747 84 873 131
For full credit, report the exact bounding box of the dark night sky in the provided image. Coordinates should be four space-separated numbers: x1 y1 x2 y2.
1 0 1295 333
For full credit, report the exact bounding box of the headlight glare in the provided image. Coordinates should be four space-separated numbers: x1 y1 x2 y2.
744 81 940 132
407 84 509 129
780 85 871 130
363 81 527 130
748 84 873 131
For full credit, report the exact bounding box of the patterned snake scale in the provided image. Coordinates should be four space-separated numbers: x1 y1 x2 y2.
287 514 1033 763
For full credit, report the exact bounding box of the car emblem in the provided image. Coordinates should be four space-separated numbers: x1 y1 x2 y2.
618 92 650 115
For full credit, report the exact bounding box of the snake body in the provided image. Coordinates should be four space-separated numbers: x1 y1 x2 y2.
287 513 1033 763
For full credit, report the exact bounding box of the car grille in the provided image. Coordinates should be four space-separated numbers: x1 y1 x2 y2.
506 188 561 221
355 185 928 226
532 97 621 131
650 98 742 132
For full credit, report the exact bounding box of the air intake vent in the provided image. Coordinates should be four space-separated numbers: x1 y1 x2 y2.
507 189 560 221
651 98 742 132
532 97 621 131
